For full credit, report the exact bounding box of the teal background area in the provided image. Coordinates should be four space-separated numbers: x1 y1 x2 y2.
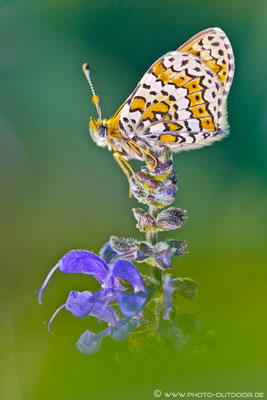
0 0 267 399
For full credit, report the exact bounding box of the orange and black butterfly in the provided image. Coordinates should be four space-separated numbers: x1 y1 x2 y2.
83 27 234 187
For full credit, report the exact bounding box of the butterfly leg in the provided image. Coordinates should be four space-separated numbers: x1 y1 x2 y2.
127 141 158 170
113 152 142 197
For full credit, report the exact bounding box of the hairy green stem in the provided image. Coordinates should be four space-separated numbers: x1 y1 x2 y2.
146 206 162 284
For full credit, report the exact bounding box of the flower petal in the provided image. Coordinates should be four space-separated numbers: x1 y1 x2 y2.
58 250 111 285
37 250 114 304
116 291 147 318
112 259 145 292
109 318 141 342
76 328 110 354
76 318 144 354
66 290 119 324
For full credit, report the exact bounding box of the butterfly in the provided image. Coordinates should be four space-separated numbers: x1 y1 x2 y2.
83 27 234 189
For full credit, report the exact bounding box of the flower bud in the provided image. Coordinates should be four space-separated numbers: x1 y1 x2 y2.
99 242 118 264
166 239 187 256
132 208 155 232
137 172 159 190
109 236 153 262
110 236 136 259
153 242 172 269
156 208 186 231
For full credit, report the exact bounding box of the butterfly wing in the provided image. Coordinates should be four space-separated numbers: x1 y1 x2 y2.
178 27 235 98
116 27 234 152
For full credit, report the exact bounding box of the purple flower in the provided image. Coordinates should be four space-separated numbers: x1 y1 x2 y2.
37 250 147 334
65 290 119 323
76 318 141 354
159 274 184 350
163 274 174 320
76 328 109 354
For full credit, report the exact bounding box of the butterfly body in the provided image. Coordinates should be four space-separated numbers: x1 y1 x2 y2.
85 27 234 178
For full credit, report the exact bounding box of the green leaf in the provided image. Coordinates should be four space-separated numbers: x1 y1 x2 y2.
175 313 200 335
172 277 199 300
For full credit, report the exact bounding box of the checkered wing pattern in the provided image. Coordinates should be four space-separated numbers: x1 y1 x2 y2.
116 27 234 151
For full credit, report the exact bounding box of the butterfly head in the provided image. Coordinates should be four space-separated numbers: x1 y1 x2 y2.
89 118 109 147
83 63 108 144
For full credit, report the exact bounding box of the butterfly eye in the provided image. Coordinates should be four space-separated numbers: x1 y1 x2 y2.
98 125 106 138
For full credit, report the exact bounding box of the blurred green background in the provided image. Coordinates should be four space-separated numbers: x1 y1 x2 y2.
1 0 267 399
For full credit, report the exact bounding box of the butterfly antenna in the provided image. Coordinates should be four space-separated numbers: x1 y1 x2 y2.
82 63 102 120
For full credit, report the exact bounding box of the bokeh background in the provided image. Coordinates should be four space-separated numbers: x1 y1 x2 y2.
1 0 267 399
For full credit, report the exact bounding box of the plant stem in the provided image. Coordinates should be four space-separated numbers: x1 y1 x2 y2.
146 206 162 284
